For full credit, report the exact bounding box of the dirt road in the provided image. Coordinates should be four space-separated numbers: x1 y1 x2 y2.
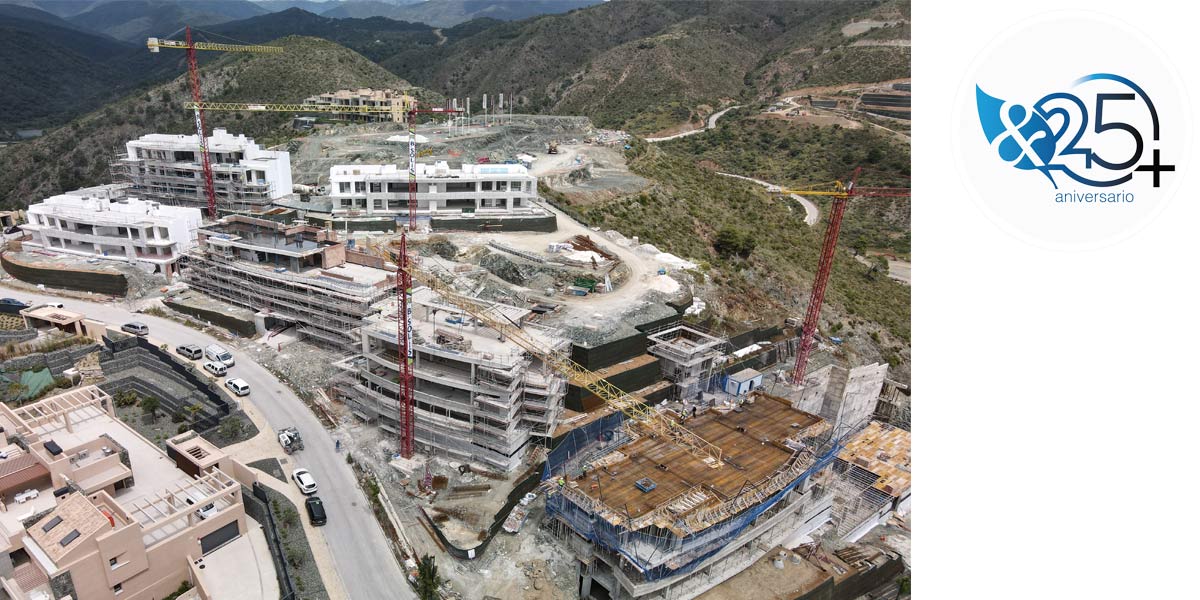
645 105 741 143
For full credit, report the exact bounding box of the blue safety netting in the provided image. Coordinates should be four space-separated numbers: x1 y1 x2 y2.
543 412 839 583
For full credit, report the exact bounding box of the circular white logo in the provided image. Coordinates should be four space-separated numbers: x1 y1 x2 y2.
952 11 1189 250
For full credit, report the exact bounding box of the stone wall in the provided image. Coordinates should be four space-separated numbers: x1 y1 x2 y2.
0 343 99 377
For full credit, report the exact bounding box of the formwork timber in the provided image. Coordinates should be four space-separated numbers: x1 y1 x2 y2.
564 392 826 532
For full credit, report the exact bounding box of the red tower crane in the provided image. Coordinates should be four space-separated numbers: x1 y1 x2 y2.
147 29 281 219
782 168 910 387
396 104 463 459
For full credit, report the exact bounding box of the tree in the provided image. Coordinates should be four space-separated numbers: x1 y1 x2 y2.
714 226 755 259
415 554 445 600
896 575 911 598
140 396 160 417
219 416 244 440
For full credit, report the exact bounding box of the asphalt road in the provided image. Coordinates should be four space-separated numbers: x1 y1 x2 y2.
10 289 411 600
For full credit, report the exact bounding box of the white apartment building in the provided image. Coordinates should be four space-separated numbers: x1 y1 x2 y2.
327 161 539 217
20 184 201 279
112 128 292 211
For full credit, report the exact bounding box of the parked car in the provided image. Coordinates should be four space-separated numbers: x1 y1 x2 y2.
185 496 219 520
204 344 235 367
0 298 27 307
305 496 327 526
43 302 64 309
224 378 250 397
175 344 203 360
292 468 318 495
121 322 149 336
202 361 228 377
4 225 22 235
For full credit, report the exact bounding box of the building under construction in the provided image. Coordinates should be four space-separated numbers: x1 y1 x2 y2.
302 88 412 123
543 392 840 600
183 215 392 351
111 128 292 211
336 286 569 472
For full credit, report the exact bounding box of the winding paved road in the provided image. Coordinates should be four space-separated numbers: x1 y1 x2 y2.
645 105 741 142
716 172 820 226
8 289 411 600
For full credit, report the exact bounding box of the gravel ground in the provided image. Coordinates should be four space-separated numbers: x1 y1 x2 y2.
247 458 288 483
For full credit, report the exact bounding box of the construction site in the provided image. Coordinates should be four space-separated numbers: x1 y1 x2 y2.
0 29 911 600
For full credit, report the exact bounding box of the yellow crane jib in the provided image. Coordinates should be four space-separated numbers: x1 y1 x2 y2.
184 97 417 123
147 37 282 54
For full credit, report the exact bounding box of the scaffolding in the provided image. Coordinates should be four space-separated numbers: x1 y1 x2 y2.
543 410 841 583
111 153 276 212
184 250 391 351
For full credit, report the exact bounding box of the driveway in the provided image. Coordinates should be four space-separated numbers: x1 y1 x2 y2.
5 288 412 600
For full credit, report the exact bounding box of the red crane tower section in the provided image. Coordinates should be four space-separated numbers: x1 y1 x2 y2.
789 168 910 387
396 104 463 459
184 27 218 220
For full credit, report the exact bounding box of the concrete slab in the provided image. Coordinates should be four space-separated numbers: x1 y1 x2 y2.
195 521 280 600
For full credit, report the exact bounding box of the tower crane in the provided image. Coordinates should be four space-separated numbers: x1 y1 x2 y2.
147 29 281 219
391 103 462 459
777 168 909 387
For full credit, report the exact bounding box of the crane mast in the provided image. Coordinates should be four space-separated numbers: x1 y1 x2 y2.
146 29 281 219
395 104 462 459
780 168 910 387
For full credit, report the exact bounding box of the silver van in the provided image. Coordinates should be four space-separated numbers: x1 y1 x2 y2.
204 344 235 367
203 361 228 377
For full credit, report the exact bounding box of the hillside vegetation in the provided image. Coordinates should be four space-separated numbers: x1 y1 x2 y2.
64 0 268 42
668 109 911 255
381 0 909 133
548 139 910 374
0 36 429 208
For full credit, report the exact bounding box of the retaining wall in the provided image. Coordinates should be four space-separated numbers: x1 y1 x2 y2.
0 251 128 296
565 359 662 412
0 343 99 377
99 335 231 427
431 214 557 233
162 298 257 337
419 469 543 560
0 329 38 344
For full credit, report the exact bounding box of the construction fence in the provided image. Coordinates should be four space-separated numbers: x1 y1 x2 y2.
541 412 839 583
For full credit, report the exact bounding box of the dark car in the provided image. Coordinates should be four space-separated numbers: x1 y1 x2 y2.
305 496 327 526
0 298 27 306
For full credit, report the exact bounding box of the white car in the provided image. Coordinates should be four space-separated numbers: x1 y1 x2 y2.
292 468 318 495
224 378 250 397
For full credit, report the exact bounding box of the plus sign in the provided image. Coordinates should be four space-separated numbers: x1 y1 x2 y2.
1135 149 1175 187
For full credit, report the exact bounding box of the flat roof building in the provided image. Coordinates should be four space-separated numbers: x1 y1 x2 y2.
112 128 292 212
0 386 261 600
337 286 568 472
302 88 413 123
20 184 201 280
184 215 393 350
327 161 543 219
